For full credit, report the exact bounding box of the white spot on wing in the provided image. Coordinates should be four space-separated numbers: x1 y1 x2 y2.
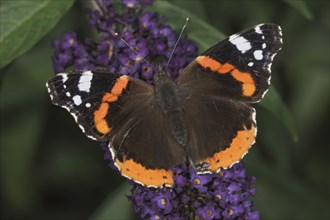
268 75 272 84
108 145 116 161
87 135 97 140
62 105 79 122
63 106 70 112
261 88 269 100
229 33 239 39
262 43 266 49
85 103 91 108
267 62 273 72
278 26 283 36
72 113 78 122
72 95 82 106
79 124 85 132
196 170 212 175
255 25 263 34
252 109 256 124
229 35 252 53
62 74 68 83
78 71 93 92
66 92 71 97
248 62 254 67
253 50 263 60
270 53 276 61
46 83 50 92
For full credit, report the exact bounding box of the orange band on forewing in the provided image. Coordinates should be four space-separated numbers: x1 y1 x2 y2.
196 56 256 96
202 125 256 171
218 63 234 74
93 76 130 135
196 56 222 71
95 119 111 134
111 75 129 96
102 92 118 102
231 69 256 96
115 158 174 187
94 103 109 122
94 103 111 134
242 84 256 97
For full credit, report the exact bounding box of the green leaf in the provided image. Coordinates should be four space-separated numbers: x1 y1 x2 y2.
283 0 313 20
0 21 56 211
166 0 208 21
89 183 133 220
150 0 226 52
0 105 45 213
0 0 75 69
246 158 330 220
259 86 299 142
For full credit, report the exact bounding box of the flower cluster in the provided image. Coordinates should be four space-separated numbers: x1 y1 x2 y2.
53 0 259 219
127 162 259 220
52 0 197 83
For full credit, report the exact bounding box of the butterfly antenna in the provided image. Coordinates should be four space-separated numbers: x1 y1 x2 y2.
165 17 189 71
114 33 152 66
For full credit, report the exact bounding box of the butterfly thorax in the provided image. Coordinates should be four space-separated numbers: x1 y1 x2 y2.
154 67 182 113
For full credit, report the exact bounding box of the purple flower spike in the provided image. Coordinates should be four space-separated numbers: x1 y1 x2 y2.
125 161 259 219
53 0 196 82
52 0 259 219
190 169 212 193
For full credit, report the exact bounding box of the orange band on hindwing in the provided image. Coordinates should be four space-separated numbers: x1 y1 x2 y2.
201 125 256 171
94 76 129 135
114 158 174 187
196 55 256 97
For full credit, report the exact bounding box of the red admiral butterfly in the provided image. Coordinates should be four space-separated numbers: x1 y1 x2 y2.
46 23 283 187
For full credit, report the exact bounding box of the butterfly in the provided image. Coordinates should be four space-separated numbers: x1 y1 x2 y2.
46 23 283 187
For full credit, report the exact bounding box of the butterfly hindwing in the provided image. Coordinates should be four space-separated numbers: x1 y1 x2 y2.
109 99 186 187
182 93 257 173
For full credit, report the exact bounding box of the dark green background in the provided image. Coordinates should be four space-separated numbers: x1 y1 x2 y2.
1 0 329 219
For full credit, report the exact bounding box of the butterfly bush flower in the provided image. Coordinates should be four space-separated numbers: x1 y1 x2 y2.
52 0 259 219
125 162 259 220
52 0 197 82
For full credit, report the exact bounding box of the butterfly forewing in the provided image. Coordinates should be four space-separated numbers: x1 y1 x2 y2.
177 23 283 103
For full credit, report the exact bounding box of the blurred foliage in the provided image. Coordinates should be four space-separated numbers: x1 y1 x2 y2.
0 0 74 68
1 0 329 220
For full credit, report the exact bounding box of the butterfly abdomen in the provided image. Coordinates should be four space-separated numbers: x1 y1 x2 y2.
169 111 189 147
